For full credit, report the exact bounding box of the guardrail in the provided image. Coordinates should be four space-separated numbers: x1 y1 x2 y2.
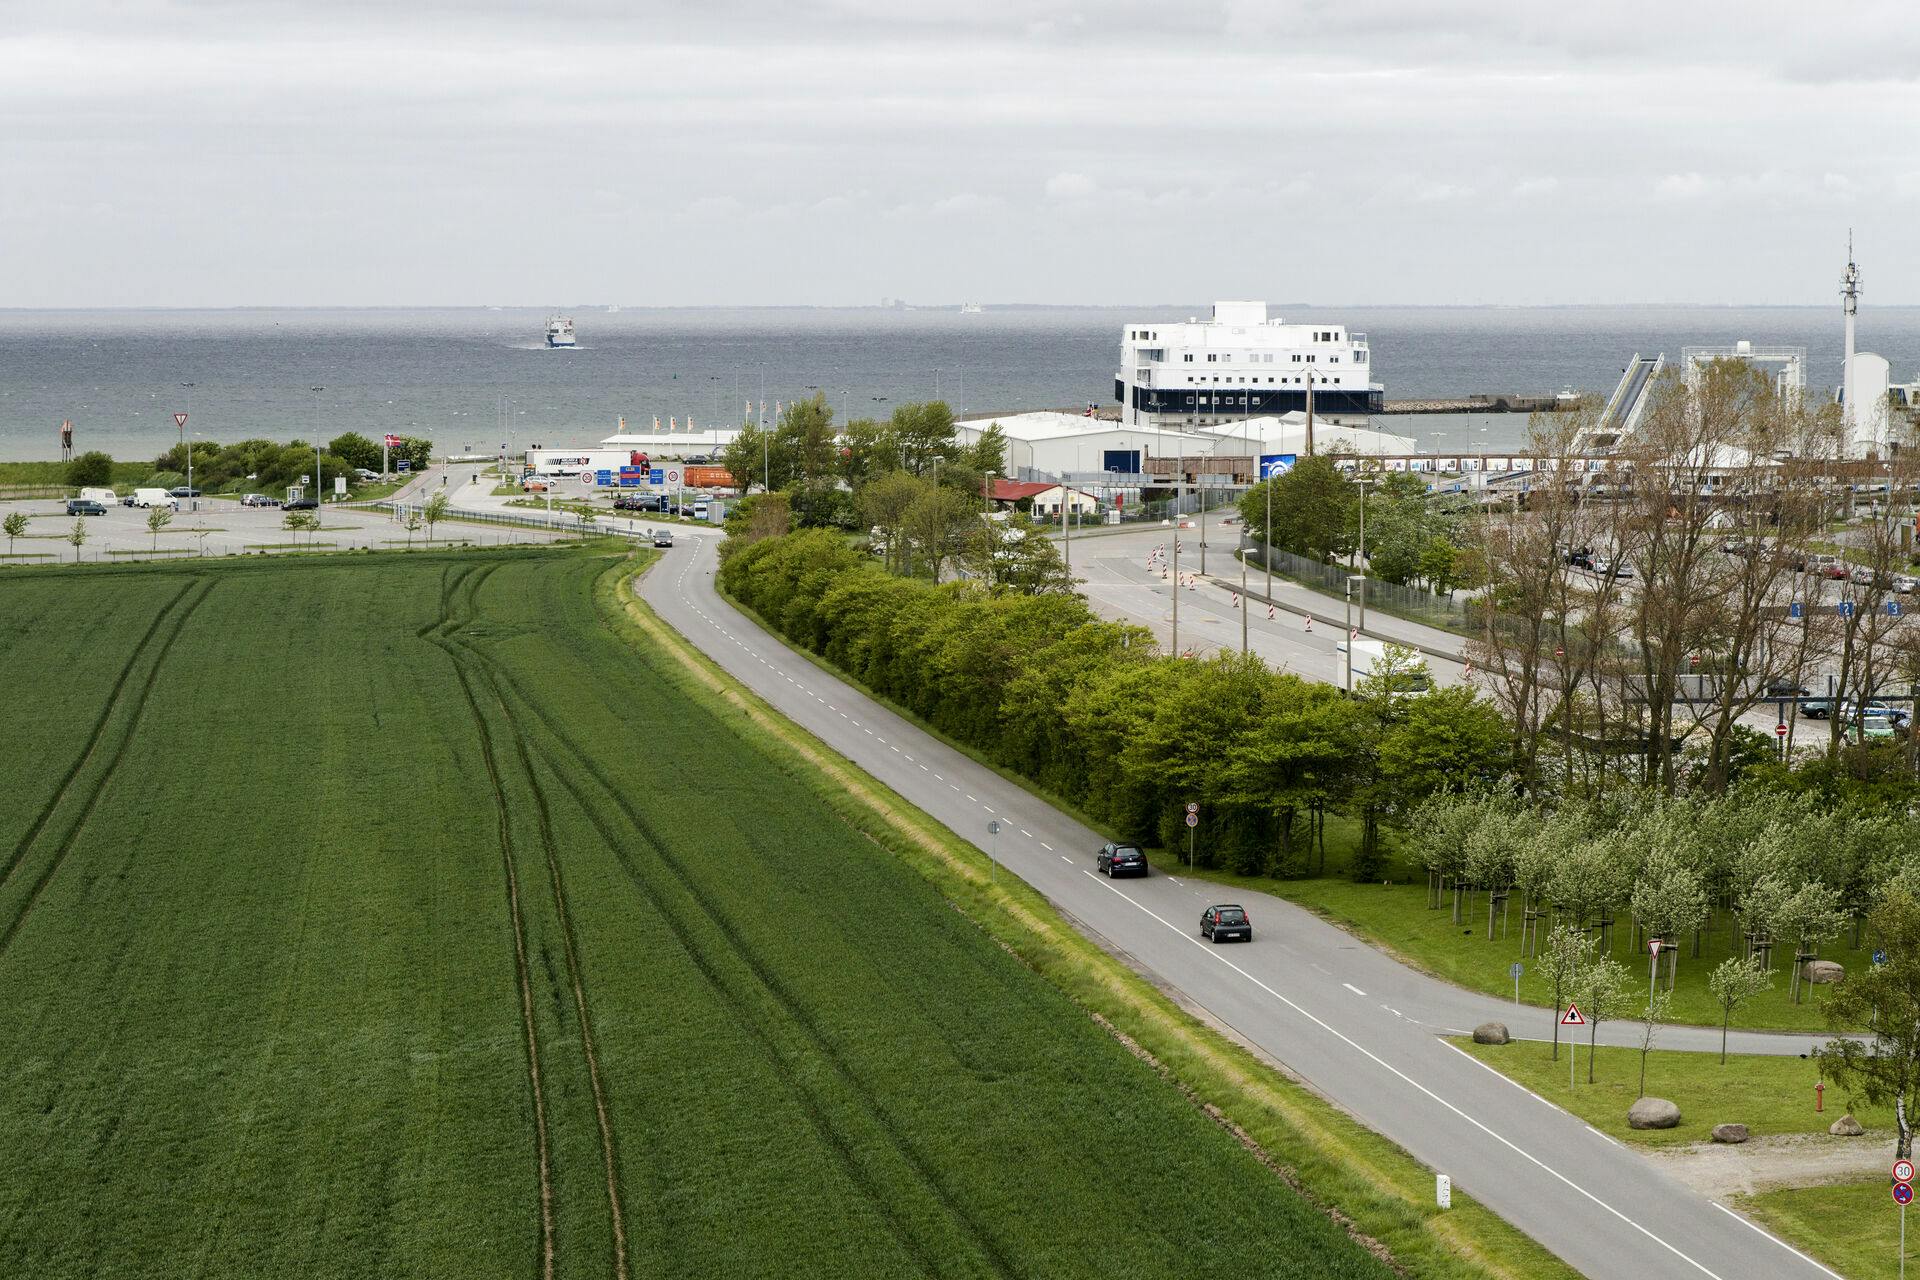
376 501 653 541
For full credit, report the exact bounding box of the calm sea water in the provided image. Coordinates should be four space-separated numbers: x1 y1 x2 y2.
1 305 1914 463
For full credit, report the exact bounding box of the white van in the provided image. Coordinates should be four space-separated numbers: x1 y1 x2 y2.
131 488 178 509
78 486 118 506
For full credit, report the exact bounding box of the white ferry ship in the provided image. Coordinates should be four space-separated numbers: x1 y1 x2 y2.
545 316 577 348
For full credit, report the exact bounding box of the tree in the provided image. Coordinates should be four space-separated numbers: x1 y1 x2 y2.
1630 846 1709 989
577 506 598 536
327 432 382 472
145 505 172 553
1636 986 1673 1098
1238 455 1355 563
402 509 423 548
1574 954 1631 1082
888 400 956 476
66 517 87 562
66 450 114 488
722 492 793 546
1707 954 1773 1065
3 511 25 557
1540 923 1593 1062
967 422 1009 478
423 491 450 544
1817 884 1920 1159
859 471 927 575
902 485 972 582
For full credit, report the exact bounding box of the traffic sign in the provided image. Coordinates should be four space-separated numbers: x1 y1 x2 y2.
1509 961 1524 979
1895 1181 1913 1206
396 459 411 473
1894 1158 1913 1184
1875 950 1889 965
1776 723 1788 738
1561 1002 1586 1026
649 468 665 484
664 468 683 486
1649 938 1662 955
1839 601 1856 618
986 819 1001 836
1788 601 1804 620
580 471 596 487
173 412 188 428
1185 812 1199 828
1186 802 1199 814
1890 601 1904 618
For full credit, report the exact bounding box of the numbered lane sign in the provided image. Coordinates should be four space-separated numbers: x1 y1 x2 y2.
1895 1159 1914 1184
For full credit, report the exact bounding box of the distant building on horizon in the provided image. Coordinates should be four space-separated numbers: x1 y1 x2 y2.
1113 300 1383 432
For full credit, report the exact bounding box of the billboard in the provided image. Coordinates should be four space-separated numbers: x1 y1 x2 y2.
1258 453 1297 479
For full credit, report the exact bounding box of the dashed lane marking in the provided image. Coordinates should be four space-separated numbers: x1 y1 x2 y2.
1343 983 1367 997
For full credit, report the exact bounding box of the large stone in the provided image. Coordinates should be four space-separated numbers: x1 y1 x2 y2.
1471 1021 1510 1045
1628 1097 1682 1130
1804 960 1845 985
1711 1123 1750 1144
1830 1114 1866 1137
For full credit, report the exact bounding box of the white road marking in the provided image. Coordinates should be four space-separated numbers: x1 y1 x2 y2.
1442 1040 1564 1113
1167 876 1182 886
1708 1203 1843 1280
1039 842 1052 851
1060 856 1072 863
966 794 977 802
1077 872 1728 1280
1586 1125 1624 1149
983 806 994 814
1343 983 1367 997
1019 829 1032 838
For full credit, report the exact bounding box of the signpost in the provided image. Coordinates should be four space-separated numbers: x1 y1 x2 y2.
1185 802 1199 868
1876 950 1889 966
1509 960 1524 1005
1896 1159 1915 1277
986 819 1000 885
1562 1003 1586 1089
1649 937 1662 1003
383 432 402 475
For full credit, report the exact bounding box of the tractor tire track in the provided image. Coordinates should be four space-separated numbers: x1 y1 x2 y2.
420 560 556 1280
439 647 557 1280
482 658 1015 1280
0 577 214 961
0 576 196 891
453 641 631 1280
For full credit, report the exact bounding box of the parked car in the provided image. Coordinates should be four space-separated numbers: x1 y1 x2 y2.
65 498 106 516
1764 679 1812 699
240 493 279 507
1894 574 1920 594
1564 547 1594 570
1094 843 1148 878
613 494 651 511
352 467 382 482
1200 904 1252 944
284 497 319 511
166 485 202 499
524 479 550 493
1801 699 1834 719
1849 714 1899 743
652 529 674 548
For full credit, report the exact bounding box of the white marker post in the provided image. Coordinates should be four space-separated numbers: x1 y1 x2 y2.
986 818 1000 886
1435 1174 1451 1209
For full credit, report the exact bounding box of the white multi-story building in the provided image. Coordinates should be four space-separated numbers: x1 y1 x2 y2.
1114 300 1383 430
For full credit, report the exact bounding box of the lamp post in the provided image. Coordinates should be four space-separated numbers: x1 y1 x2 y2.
1356 477 1374 634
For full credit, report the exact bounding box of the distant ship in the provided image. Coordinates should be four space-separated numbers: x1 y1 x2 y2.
959 302 983 314
546 316 577 348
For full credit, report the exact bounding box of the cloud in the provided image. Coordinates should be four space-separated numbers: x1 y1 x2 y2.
1043 172 1098 202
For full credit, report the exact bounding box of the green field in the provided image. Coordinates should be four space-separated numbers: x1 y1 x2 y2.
1744 1180 1911 1279
0 548 1395 1279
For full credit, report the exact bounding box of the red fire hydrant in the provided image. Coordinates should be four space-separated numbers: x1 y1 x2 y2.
1816 1081 1825 1112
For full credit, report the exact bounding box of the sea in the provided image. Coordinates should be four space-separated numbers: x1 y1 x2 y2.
2 305 1916 464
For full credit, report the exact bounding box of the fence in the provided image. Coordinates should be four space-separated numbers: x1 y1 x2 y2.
378 502 652 541
1243 540 1482 634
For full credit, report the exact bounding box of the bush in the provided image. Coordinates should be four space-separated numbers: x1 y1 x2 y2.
66 451 114 488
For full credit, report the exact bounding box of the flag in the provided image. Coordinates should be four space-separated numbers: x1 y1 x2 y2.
653 416 661 431
383 433 403 448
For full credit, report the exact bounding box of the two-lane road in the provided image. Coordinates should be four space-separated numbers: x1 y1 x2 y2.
637 535 1839 1280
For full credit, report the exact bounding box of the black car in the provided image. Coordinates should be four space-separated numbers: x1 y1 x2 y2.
1095 842 1148 877
65 499 106 516
1564 547 1593 570
652 529 674 548
167 486 202 498
284 497 319 511
1765 679 1812 699
612 494 649 512
1200 904 1252 943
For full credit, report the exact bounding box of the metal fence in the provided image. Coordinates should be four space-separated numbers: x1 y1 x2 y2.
1243 540 1480 634
378 501 652 541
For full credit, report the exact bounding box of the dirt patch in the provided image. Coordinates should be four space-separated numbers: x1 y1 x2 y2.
1644 1130 1892 1199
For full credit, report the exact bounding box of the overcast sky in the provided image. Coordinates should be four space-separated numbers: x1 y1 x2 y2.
5 1 1917 307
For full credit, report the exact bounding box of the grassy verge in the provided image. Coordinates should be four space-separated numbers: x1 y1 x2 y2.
1456 1037 1883 1148
625 561 1578 1280
1743 1181 1908 1279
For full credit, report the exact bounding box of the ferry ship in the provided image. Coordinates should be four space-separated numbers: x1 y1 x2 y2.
545 316 577 348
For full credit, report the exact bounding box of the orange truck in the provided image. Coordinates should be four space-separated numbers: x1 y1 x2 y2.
683 465 737 489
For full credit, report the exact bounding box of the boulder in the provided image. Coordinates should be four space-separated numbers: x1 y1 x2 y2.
1830 1114 1865 1137
1471 1022 1510 1045
1804 960 1845 984
1710 1123 1750 1144
1628 1097 1682 1130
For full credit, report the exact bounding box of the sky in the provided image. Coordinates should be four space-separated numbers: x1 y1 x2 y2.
4 0 1919 307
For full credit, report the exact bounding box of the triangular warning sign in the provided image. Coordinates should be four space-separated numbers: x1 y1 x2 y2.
1561 1002 1586 1026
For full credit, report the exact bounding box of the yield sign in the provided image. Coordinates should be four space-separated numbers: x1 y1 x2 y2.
1561 1002 1586 1026
173 412 188 428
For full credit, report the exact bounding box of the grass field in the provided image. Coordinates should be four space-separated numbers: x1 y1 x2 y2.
0 547 1405 1279
1455 1038 1886 1148
1743 1180 1910 1279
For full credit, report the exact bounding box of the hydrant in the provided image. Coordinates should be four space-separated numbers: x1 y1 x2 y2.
1816 1081 1825 1112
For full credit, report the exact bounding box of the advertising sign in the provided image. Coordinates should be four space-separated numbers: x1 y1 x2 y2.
1258 454 1297 479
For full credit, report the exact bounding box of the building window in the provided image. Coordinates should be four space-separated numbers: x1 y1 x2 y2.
1207 354 1217 362
1183 354 1194 362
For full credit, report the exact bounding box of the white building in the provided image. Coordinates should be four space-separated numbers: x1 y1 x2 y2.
1192 412 1417 458
952 411 1218 479
1114 300 1383 431
1680 341 1806 401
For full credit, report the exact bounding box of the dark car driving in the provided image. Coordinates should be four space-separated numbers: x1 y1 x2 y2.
284 497 319 511
1095 842 1148 877
65 498 106 516
1200 904 1252 943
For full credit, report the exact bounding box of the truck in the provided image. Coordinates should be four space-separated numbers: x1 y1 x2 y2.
1334 638 1431 697
130 488 179 509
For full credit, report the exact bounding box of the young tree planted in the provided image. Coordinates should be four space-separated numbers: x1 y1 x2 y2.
1706 954 1773 1064
3 510 26 557
1575 954 1630 1082
1817 884 1920 1159
66 517 88 562
1636 986 1672 1098
146 505 172 553
423 491 450 545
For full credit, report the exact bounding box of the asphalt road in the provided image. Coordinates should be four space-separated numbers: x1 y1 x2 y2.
637 531 1842 1280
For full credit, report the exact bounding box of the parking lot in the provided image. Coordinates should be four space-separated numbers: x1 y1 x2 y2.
0 495 576 564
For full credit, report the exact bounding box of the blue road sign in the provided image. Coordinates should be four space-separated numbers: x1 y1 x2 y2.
1875 950 1888 965
1890 601 1904 617
1838 601 1856 618
396 459 411 473
1788 601 1803 620
1895 1181 1913 1206
1509 961 1524 979
649 468 665 484
595 469 613 486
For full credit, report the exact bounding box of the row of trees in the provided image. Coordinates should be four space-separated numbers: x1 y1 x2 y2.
1410 786 1914 1000
720 530 1510 874
1238 458 1472 597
